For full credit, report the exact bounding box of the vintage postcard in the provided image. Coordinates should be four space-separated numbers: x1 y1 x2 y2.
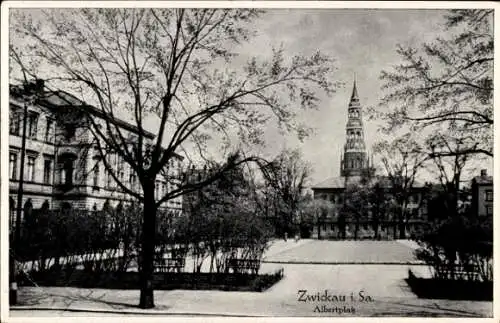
0 1 497 322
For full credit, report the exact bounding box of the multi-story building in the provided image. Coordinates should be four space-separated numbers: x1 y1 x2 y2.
8 80 183 222
310 80 427 240
471 169 493 217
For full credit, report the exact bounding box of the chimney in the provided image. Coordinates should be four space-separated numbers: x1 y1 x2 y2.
481 169 487 177
23 79 45 93
35 79 45 92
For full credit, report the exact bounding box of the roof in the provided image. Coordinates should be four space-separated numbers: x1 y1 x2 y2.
312 176 346 189
10 83 156 139
10 83 184 160
41 91 157 140
472 175 493 185
350 79 359 102
311 175 425 190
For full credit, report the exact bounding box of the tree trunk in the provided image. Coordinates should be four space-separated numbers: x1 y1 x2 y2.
398 211 406 239
139 183 157 309
338 214 345 240
122 236 129 272
399 223 406 239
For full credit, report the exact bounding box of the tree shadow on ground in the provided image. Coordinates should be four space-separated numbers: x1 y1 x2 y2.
372 299 491 317
17 288 171 311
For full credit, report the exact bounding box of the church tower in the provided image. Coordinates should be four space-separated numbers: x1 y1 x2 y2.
340 79 373 178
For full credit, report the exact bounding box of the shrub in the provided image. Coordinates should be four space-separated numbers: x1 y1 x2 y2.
414 215 492 282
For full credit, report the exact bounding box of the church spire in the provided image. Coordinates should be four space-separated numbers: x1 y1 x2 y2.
350 77 359 102
341 75 371 178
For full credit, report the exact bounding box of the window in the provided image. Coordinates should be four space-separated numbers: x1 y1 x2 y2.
27 112 39 139
155 181 160 197
486 205 493 216
10 108 21 135
63 159 74 186
106 170 113 188
43 158 53 184
9 153 18 180
162 182 167 195
26 156 36 182
117 156 124 170
93 165 100 187
59 164 65 184
62 123 76 140
129 173 137 191
485 190 493 202
45 118 54 142
118 169 124 184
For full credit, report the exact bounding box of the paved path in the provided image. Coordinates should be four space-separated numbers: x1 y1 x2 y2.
9 240 493 318
264 240 424 264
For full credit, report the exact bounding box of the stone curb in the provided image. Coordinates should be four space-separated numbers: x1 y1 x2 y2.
262 260 426 265
263 240 314 259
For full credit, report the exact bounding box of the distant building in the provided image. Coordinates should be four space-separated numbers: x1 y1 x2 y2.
471 169 493 217
9 80 183 224
310 80 427 240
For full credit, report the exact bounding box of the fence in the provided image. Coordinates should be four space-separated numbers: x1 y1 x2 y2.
313 220 430 240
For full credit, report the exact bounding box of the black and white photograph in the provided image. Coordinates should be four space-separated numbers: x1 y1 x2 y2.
1 1 496 320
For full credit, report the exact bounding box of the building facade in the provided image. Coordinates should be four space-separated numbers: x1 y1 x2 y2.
311 80 426 240
9 80 183 223
471 169 493 217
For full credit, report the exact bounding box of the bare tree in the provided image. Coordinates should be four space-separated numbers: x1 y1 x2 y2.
10 8 336 308
373 9 493 157
341 169 386 240
302 198 335 240
424 132 475 218
373 134 427 239
262 149 311 237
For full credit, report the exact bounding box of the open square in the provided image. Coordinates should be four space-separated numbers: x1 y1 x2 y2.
264 240 421 264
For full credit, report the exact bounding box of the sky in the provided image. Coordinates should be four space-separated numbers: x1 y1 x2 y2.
238 9 486 185
9 8 493 186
